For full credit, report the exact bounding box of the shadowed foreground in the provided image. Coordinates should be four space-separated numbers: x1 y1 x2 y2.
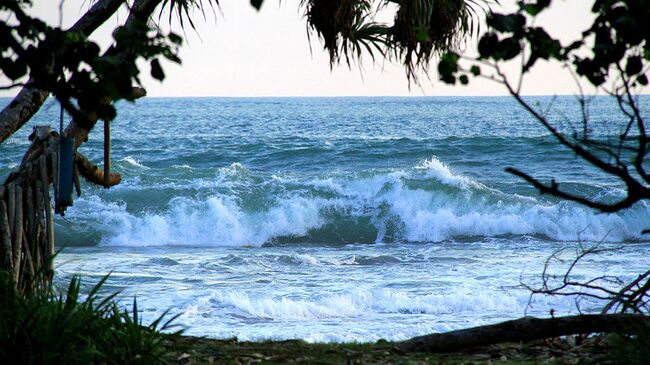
164 335 617 365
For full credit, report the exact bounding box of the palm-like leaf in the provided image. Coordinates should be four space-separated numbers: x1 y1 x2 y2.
160 0 219 30
301 0 495 82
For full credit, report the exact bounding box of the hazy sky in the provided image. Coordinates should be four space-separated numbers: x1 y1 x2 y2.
3 0 598 97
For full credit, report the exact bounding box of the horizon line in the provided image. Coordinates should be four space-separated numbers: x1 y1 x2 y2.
2 93 650 99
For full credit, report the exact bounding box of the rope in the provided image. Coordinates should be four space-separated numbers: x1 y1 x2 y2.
59 102 64 134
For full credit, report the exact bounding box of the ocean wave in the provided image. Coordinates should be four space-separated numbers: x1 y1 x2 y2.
207 288 521 320
58 157 650 247
118 156 150 169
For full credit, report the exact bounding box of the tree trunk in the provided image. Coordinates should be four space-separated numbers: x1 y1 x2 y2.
0 0 125 144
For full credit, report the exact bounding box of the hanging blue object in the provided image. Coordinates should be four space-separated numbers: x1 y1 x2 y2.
56 135 75 213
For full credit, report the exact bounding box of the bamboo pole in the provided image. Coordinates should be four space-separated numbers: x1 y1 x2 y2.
39 155 54 274
21 228 35 280
12 185 23 284
0 199 13 274
26 181 39 269
104 120 110 187
25 167 35 242
34 180 45 269
7 183 15 238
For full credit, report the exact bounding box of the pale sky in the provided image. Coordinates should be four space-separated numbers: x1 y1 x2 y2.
2 0 599 97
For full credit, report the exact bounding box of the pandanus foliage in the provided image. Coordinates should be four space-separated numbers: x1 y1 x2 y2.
298 0 490 81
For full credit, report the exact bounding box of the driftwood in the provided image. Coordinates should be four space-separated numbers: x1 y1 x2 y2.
398 314 650 353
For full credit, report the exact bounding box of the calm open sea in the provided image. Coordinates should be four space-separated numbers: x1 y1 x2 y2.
1 96 649 342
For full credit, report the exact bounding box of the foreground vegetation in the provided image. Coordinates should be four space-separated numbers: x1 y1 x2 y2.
0 273 648 365
0 273 181 365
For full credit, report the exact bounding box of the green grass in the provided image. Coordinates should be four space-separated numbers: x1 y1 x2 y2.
610 322 650 365
0 272 181 365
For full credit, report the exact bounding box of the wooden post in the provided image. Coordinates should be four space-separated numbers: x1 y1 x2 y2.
34 180 45 269
0 199 13 274
26 181 38 269
25 170 35 246
7 183 15 238
21 229 35 280
12 185 23 284
39 156 54 274
104 120 110 188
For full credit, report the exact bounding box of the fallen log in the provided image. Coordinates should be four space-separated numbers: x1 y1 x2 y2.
398 314 650 353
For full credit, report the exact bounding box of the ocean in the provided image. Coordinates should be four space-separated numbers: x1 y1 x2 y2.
1 96 649 342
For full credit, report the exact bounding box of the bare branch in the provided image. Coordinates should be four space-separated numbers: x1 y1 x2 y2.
506 167 648 213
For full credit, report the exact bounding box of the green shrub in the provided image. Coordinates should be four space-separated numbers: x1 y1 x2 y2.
611 321 650 365
0 272 181 365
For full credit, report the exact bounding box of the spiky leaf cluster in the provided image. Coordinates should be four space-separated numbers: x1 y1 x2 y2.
296 0 487 81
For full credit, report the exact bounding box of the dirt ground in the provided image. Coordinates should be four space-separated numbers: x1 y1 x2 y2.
164 334 617 365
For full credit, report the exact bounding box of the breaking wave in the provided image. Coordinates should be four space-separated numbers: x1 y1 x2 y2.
58 157 650 247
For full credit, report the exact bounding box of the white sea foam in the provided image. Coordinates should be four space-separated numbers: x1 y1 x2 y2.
207 288 521 321
415 156 474 188
70 194 324 246
293 254 320 265
65 157 650 247
119 156 150 169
